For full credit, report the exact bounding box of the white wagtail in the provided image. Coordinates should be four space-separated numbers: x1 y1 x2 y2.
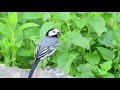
28 28 60 78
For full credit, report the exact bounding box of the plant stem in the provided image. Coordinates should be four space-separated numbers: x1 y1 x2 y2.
66 20 71 32
11 48 16 66
4 57 10 66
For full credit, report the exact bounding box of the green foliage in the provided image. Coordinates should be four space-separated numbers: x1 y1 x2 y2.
1 12 120 78
85 52 100 65
97 47 115 60
57 53 78 74
0 12 39 66
87 16 108 36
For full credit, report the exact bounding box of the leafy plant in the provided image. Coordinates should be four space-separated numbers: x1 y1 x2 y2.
0 12 39 66
0 12 120 78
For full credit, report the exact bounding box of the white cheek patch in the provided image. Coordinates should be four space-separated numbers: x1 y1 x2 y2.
48 29 59 36
48 31 55 36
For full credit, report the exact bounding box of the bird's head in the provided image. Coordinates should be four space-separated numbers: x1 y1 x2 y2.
46 28 60 37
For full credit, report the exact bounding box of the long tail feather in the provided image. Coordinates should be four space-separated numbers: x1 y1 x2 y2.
28 58 40 78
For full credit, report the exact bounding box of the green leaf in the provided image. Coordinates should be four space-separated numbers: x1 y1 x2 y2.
98 68 107 75
100 60 112 71
15 31 23 47
22 12 42 19
112 13 120 23
17 12 24 22
57 53 78 74
65 31 90 49
97 47 115 60
7 12 17 30
42 59 48 67
0 23 11 39
87 16 108 36
40 22 55 38
42 12 50 22
90 12 104 16
116 64 120 70
98 60 112 75
115 71 120 78
89 64 99 74
77 64 94 78
23 27 39 40
77 64 90 72
77 71 94 78
17 48 33 57
99 31 118 48
17 23 39 33
116 32 120 48
0 37 10 54
54 12 71 20
37 59 48 68
70 64 78 76
103 13 112 22
85 52 100 65
102 73 115 78
75 17 86 29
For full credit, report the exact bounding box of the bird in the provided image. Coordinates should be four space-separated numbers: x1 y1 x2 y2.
28 28 60 78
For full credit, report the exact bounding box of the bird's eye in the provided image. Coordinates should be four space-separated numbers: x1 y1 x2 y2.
53 31 55 33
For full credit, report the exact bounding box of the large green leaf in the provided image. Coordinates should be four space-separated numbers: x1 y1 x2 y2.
102 73 115 78
22 12 42 19
77 64 94 78
87 16 108 36
77 71 94 78
103 13 112 22
15 31 23 47
7 12 17 30
97 47 115 60
98 60 112 75
70 64 78 76
65 31 90 49
115 71 120 78
74 17 86 29
85 52 100 65
57 53 78 74
17 12 24 22
0 37 10 54
116 32 120 47
42 12 51 22
17 23 39 33
53 12 71 20
23 27 39 40
100 60 112 71
99 31 118 48
0 23 11 39
112 13 120 23
17 48 33 57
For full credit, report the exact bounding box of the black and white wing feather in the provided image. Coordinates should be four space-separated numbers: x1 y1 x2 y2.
35 43 58 60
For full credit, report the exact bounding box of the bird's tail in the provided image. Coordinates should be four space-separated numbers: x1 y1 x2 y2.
28 58 40 78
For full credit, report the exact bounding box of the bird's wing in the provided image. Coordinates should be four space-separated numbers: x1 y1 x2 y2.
35 36 59 59
35 44 58 59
